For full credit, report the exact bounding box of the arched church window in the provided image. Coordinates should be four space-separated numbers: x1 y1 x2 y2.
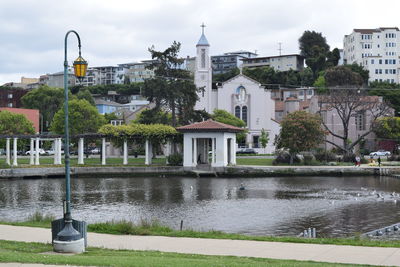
201 49 206 68
236 86 247 102
235 106 241 119
242 106 248 125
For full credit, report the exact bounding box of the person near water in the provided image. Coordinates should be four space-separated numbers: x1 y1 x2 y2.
355 155 361 167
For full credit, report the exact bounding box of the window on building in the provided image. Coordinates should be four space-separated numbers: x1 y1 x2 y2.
201 49 206 68
253 136 259 148
371 59 374 64
379 59 382 64
7 103 12 107
7 94 13 99
355 111 366 131
235 106 241 119
242 106 248 125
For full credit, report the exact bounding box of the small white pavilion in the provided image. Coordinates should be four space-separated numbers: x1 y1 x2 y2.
177 120 243 168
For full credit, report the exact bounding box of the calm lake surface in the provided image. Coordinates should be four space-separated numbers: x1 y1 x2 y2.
1 176 400 237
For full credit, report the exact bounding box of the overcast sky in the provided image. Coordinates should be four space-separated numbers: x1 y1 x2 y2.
1 0 400 85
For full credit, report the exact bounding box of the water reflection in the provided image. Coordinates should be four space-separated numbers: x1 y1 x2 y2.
1 176 400 237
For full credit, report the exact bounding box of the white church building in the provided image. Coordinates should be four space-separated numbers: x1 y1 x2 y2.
193 27 280 153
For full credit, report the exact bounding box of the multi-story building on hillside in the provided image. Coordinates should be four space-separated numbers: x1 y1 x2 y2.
241 54 304 71
211 51 258 74
343 27 400 83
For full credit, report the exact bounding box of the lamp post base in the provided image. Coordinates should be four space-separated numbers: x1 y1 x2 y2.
53 238 85 253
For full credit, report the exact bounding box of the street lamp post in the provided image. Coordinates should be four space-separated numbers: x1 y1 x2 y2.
53 30 88 253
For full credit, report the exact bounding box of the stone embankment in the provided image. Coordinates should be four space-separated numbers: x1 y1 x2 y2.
0 165 398 179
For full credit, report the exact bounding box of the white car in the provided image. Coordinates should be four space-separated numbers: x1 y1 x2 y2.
369 150 391 157
25 149 46 155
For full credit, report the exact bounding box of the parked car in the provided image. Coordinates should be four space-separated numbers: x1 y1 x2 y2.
90 148 100 154
46 149 55 155
236 148 257 155
369 150 391 157
25 149 46 155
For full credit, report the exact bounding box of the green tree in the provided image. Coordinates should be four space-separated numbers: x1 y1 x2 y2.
104 112 119 124
299 67 315 86
276 111 326 164
299 31 330 76
326 48 341 67
0 111 35 150
143 41 199 127
318 88 392 156
299 30 330 59
135 109 172 125
243 66 276 84
211 109 246 144
324 66 363 87
50 99 106 135
346 63 369 85
369 82 400 114
76 89 95 106
0 111 35 135
374 117 400 140
260 128 269 153
77 83 142 96
21 85 67 132
213 68 240 82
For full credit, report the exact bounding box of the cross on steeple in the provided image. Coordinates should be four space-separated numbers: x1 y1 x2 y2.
201 23 206 35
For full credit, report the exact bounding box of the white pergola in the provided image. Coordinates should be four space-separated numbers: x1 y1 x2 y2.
177 120 243 168
1 134 160 167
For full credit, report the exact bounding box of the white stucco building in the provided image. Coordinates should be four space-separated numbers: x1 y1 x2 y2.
194 28 280 153
343 27 400 83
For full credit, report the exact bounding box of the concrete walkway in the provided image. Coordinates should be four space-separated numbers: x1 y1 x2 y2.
0 225 400 266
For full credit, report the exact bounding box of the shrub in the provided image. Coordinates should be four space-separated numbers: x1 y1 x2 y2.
273 149 300 165
313 150 337 162
167 153 183 166
388 155 400 161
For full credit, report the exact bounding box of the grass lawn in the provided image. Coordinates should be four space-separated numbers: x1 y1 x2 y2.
0 239 382 267
0 156 167 168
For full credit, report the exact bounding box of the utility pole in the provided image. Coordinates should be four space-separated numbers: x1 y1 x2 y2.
278 42 282 56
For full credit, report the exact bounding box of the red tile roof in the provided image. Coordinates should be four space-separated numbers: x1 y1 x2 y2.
177 120 244 133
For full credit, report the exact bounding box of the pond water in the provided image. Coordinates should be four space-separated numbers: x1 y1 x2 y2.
1 176 400 237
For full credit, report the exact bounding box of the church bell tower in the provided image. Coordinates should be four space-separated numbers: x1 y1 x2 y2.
194 23 212 113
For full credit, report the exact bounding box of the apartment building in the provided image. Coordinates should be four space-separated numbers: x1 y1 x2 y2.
211 50 258 74
241 54 304 71
343 27 400 83
119 60 155 83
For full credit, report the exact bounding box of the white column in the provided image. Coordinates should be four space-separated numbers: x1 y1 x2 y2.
35 137 40 165
12 138 18 166
101 137 106 165
165 141 171 165
78 138 84 165
57 138 62 165
211 138 215 166
123 139 128 165
193 138 197 166
145 139 152 165
53 138 58 165
230 138 236 165
30 138 35 165
183 135 193 167
5 138 10 165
